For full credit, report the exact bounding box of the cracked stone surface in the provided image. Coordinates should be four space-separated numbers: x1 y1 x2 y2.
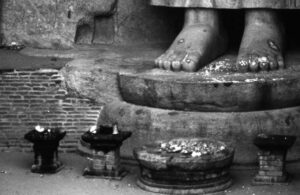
0 0 117 49
0 0 181 49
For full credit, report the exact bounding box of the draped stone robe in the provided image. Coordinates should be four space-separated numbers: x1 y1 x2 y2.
150 0 300 9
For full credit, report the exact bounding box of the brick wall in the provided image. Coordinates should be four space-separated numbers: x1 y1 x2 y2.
0 69 103 152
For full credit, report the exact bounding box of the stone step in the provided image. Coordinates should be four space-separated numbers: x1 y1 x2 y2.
98 100 300 164
150 0 300 9
61 47 300 112
119 64 300 112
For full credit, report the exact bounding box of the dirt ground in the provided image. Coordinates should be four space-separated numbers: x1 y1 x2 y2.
0 152 300 195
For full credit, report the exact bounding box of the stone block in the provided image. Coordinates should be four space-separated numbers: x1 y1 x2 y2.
259 159 284 167
254 174 288 183
91 158 106 170
259 155 284 161
258 170 284 177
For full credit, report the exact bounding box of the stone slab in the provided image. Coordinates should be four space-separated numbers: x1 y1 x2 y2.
120 67 300 112
150 0 300 9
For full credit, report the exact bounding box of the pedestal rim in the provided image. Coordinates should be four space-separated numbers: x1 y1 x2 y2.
137 175 232 194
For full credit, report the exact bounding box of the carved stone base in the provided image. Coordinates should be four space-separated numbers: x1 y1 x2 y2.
119 54 300 112
134 138 234 194
30 151 64 174
253 135 296 185
137 175 232 195
31 162 64 174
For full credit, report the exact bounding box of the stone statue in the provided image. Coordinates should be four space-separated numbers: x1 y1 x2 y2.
151 0 300 72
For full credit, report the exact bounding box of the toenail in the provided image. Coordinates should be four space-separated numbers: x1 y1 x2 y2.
186 59 191 63
178 39 184 44
260 62 269 70
250 61 258 71
158 60 163 66
268 40 280 51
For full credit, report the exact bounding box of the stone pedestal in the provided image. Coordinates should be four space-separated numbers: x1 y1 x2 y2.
31 142 64 174
253 134 296 185
81 126 132 180
24 129 66 174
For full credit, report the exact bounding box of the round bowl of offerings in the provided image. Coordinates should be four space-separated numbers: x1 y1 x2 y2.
133 138 234 195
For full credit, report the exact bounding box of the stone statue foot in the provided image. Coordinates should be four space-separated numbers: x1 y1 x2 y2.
237 10 285 72
155 9 227 72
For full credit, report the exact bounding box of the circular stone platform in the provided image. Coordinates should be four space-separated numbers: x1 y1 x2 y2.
150 0 300 9
134 138 234 194
119 53 300 112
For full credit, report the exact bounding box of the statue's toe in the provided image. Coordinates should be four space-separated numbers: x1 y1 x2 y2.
158 59 164 69
155 58 160 67
237 53 284 72
277 55 285 69
163 61 172 70
182 57 197 72
267 56 278 71
249 59 259 72
237 58 250 72
181 52 202 72
257 56 269 71
155 54 166 69
171 61 181 71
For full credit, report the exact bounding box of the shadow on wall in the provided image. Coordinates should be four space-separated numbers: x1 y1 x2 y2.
114 0 184 45
75 2 117 45
222 9 300 51
76 0 185 46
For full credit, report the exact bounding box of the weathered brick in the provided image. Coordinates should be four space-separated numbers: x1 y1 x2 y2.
9 95 22 99
0 69 101 152
5 87 17 90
